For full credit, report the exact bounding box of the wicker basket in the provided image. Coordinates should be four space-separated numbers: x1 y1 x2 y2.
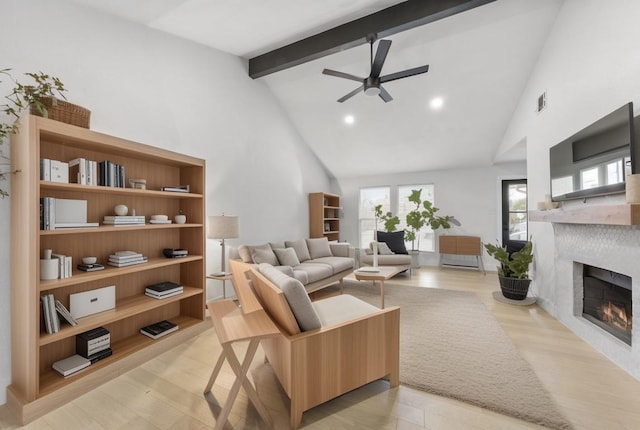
498 276 531 300
30 97 90 129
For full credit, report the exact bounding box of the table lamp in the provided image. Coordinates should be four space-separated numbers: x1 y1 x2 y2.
208 215 239 276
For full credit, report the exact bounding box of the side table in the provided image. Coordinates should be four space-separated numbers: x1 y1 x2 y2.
205 299 279 429
207 273 233 298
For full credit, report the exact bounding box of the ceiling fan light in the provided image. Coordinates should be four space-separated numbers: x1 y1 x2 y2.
365 86 380 96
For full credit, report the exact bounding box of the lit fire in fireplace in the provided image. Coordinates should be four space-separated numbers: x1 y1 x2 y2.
601 301 632 332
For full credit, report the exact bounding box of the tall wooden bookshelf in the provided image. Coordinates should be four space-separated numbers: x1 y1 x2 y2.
309 192 341 241
8 115 209 423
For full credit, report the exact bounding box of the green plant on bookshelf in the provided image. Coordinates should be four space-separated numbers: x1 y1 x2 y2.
0 68 66 197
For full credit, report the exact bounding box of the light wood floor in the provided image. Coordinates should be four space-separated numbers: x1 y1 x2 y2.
2 267 640 429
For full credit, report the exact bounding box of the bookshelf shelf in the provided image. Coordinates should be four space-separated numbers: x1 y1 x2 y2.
9 115 209 424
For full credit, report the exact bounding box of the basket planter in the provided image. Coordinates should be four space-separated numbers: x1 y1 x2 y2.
30 97 90 128
498 276 531 300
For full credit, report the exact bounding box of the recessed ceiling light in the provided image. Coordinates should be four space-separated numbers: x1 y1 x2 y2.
430 97 444 110
344 115 355 125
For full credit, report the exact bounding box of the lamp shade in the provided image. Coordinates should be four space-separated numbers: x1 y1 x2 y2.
208 215 239 239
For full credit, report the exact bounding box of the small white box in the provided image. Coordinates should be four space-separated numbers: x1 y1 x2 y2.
70 285 115 319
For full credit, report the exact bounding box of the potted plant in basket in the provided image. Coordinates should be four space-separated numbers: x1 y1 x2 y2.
0 68 66 197
484 239 534 300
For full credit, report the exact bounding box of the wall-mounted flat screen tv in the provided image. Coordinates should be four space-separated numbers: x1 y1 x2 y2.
550 102 637 201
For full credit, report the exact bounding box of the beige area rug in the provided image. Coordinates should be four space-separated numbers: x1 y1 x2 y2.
344 281 573 430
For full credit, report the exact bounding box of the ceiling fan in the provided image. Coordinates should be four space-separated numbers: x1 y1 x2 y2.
322 34 429 103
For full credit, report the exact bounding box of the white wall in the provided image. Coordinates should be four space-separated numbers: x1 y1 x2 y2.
334 162 526 267
499 0 640 313
0 0 332 405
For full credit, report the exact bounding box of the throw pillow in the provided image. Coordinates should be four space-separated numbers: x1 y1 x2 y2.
237 245 252 263
370 241 395 255
285 239 311 262
376 230 408 254
273 248 301 267
251 247 279 265
258 263 321 331
306 237 332 259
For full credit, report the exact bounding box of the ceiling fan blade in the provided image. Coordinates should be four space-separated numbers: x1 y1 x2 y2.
337 85 364 103
380 65 429 83
379 86 393 103
370 39 392 78
322 68 364 83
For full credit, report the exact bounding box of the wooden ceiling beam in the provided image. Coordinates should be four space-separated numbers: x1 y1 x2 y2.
248 0 496 79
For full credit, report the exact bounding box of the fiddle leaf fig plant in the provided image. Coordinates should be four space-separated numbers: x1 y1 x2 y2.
405 189 457 251
0 68 66 197
374 204 400 234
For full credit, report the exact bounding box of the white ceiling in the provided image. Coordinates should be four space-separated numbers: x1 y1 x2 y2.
64 0 564 178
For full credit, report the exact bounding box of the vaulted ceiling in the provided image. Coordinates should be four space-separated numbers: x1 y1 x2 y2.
63 0 564 178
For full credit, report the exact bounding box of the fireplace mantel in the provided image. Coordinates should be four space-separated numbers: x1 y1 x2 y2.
529 203 640 225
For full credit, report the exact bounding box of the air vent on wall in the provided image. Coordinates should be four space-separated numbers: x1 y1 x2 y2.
536 91 547 113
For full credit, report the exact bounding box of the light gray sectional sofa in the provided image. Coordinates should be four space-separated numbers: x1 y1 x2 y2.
230 237 355 293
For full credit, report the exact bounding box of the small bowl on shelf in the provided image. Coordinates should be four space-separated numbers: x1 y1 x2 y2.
82 256 97 265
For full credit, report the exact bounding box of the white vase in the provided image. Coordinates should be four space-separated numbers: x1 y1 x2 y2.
174 214 186 224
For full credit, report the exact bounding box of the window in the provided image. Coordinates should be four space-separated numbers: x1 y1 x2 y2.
358 187 390 248
501 179 527 249
397 184 435 252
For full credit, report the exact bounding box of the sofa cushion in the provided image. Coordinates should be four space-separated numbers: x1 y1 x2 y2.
370 241 395 255
308 256 354 274
285 239 311 262
361 253 412 266
258 263 321 331
376 231 408 254
273 247 301 267
251 246 279 265
269 241 285 250
237 245 253 263
295 262 333 283
306 237 332 259
292 270 309 285
273 265 295 277
313 294 380 327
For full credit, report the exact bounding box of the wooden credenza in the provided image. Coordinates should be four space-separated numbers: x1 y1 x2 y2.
438 235 485 273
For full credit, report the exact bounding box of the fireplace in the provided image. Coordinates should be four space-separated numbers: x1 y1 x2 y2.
582 264 632 345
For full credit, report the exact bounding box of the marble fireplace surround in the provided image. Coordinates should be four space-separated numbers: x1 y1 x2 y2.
532 204 640 379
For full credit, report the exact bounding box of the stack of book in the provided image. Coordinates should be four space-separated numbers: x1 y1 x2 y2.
69 157 98 186
145 281 183 299
51 252 73 279
107 251 148 267
140 320 179 339
102 215 146 226
76 327 112 364
98 160 125 188
41 294 78 334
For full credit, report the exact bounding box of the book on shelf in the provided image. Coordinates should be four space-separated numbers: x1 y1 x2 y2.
145 290 183 300
77 263 105 272
55 299 78 326
140 320 178 339
146 281 182 294
41 294 60 334
149 219 171 224
87 347 113 364
108 251 144 261
98 160 125 188
161 185 190 193
103 216 146 222
52 354 91 377
40 159 69 183
145 281 184 299
107 257 148 267
51 253 72 279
